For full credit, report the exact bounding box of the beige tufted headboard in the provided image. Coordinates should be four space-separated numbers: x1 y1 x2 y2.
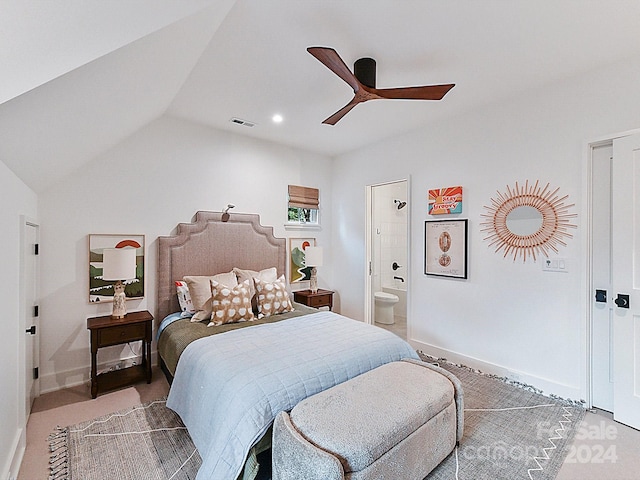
157 212 286 323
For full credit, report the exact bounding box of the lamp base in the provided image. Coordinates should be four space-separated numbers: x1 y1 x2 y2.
310 267 318 294
111 281 127 319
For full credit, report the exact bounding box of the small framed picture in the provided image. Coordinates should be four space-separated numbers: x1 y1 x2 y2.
424 219 468 279
288 237 316 285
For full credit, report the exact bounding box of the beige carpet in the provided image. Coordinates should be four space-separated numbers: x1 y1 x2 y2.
19 367 170 480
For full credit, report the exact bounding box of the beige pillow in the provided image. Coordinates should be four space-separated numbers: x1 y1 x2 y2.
254 275 293 319
184 272 237 322
233 267 278 309
208 279 254 326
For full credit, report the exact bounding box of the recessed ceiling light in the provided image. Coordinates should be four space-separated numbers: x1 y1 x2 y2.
272 114 283 124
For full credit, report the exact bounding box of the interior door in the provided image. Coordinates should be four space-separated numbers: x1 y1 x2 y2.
611 133 640 429
591 143 614 411
24 220 39 416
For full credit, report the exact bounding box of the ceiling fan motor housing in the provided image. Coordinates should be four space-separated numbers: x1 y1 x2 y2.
354 57 376 88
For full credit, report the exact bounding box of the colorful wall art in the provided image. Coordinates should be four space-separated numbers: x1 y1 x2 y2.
88 234 145 303
289 237 316 285
428 186 463 215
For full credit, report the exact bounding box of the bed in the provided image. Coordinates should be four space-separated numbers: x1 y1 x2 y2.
156 211 419 480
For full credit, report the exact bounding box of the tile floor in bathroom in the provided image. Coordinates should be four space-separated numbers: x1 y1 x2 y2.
375 315 407 340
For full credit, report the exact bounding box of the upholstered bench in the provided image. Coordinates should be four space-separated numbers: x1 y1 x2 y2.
272 359 464 480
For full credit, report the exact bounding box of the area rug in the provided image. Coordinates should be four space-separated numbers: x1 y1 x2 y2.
421 354 586 480
49 399 202 480
50 359 585 480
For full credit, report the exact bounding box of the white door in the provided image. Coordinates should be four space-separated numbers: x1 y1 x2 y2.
23 220 39 416
611 133 640 429
591 143 614 411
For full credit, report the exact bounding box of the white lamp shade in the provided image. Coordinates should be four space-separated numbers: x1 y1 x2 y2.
305 246 323 267
102 247 137 281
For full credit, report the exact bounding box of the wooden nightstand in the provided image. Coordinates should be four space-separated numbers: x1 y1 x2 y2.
293 289 334 311
87 310 153 398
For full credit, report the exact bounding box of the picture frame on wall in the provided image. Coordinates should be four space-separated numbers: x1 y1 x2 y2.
289 237 316 286
88 234 145 303
424 219 468 279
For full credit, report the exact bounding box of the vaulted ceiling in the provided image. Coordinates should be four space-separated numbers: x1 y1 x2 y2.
2 0 640 193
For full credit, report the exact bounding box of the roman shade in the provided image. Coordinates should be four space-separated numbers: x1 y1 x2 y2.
288 185 319 209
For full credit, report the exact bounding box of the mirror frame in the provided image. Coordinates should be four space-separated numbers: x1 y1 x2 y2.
480 180 577 262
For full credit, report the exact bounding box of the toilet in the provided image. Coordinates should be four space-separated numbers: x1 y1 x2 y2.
374 291 399 325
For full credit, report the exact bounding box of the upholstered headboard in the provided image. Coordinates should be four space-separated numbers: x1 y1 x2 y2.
157 212 286 322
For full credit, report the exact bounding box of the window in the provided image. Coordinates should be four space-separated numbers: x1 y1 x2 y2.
288 185 319 226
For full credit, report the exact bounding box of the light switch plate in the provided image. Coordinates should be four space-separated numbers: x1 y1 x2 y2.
542 257 568 273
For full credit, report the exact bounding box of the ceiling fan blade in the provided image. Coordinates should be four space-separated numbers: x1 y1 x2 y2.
375 83 455 100
322 98 361 125
307 47 361 92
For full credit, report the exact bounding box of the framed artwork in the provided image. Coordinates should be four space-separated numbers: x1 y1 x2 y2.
88 234 145 303
424 219 468 278
428 186 463 215
289 237 316 285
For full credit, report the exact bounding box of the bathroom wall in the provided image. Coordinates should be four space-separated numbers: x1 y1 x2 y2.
373 181 408 292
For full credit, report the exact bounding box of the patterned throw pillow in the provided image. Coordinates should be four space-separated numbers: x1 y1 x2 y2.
233 267 278 311
254 275 294 319
208 279 254 326
184 272 238 322
175 280 195 316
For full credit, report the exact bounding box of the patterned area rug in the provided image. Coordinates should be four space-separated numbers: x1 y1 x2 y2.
49 359 585 480
421 354 586 480
49 399 202 480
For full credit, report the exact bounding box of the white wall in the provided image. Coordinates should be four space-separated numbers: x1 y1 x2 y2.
0 161 37 480
332 54 640 400
37 115 333 393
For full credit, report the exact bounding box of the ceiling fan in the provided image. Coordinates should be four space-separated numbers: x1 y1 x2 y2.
307 46 455 125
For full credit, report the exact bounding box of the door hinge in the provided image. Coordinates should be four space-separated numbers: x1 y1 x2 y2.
34 243 39 255
33 305 39 317
33 367 39 380
26 325 36 335
369 261 372 275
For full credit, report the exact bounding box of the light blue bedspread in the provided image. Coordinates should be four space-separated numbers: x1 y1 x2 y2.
166 311 419 480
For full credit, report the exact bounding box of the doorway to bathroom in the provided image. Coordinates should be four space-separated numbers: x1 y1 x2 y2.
364 179 409 339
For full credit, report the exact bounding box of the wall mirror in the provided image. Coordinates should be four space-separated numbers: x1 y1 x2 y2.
480 180 577 262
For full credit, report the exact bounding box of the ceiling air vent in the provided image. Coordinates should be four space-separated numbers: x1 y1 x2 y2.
230 117 256 128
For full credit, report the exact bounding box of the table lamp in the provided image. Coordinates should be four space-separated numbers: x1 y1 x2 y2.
305 246 323 294
102 247 137 318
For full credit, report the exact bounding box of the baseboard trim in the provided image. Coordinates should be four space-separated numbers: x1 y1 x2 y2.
39 351 158 395
409 339 583 402
3 427 24 480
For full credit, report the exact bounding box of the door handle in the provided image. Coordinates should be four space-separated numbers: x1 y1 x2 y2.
26 325 36 335
614 294 630 309
595 289 607 303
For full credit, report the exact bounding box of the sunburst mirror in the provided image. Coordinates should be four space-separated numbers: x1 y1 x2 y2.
480 180 577 262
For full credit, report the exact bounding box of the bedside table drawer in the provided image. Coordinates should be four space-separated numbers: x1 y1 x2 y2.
308 294 331 308
99 323 146 346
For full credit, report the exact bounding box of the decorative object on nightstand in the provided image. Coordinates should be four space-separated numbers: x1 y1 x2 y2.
304 246 323 293
87 310 153 398
294 289 334 311
102 247 137 318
